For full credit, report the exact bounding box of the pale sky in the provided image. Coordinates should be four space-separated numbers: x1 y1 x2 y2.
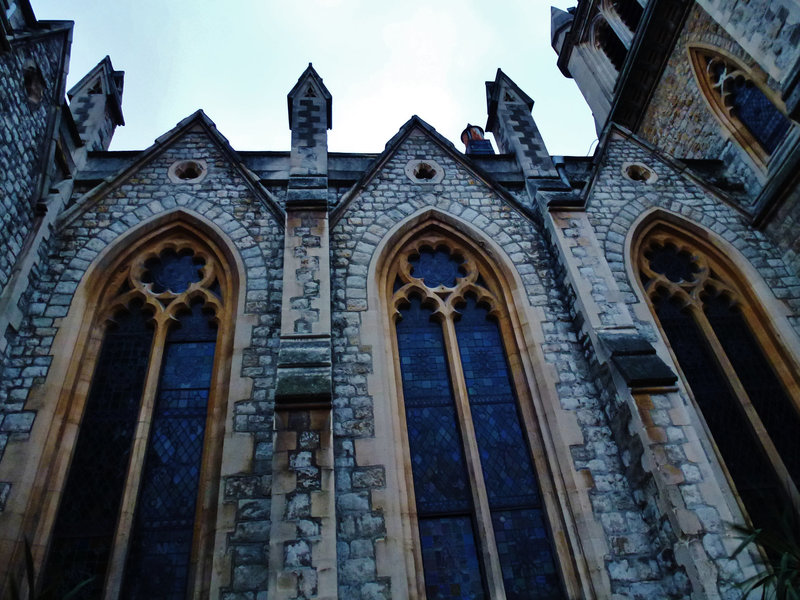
33 1 597 157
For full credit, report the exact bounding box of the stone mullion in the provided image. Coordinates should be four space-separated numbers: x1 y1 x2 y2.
439 312 507 600
102 311 170 600
683 302 800 506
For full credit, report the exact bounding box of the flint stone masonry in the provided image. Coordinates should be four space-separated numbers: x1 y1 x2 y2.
330 130 680 597
0 33 65 303
0 129 284 597
582 133 800 595
696 0 800 79
639 4 774 201
591 136 800 337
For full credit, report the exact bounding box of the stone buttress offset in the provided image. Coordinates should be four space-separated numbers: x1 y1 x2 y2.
270 64 337 599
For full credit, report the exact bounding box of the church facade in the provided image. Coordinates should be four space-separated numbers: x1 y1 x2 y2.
2 0 800 598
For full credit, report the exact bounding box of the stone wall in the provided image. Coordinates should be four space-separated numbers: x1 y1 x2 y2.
329 129 680 598
638 4 776 201
0 33 65 303
585 133 800 597
0 130 285 597
697 0 800 81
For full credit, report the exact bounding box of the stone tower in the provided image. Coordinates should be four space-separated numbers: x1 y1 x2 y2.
1 0 800 598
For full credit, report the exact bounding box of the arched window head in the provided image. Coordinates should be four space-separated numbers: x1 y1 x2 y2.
599 0 643 47
591 15 628 72
42 225 232 599
388 232 564 599
635 219 800 534
690 46 793 166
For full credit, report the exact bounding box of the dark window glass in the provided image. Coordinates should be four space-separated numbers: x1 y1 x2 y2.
730 79 791 155
654 295 788 530
455 297 561 599
703 294 800 487
45 306 154 597
142 249 205 294
409 248 464 288
123 302 217 600
612 0 642 31
396 296 485 599
645 244 699 284
595 19 627 71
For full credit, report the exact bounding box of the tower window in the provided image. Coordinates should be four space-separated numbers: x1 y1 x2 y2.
43 234 228 599
690 47 793 166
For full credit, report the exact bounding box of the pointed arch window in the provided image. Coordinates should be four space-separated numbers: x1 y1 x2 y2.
389 235 564 599
690 47 793 166
591 15 628 73
636 220 800 532
43 229 230 599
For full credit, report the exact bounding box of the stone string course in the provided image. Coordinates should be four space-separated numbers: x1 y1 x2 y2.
330 132 680 598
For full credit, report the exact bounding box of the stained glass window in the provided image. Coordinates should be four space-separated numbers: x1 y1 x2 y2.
728 78 791 155
409 247 465 288
123 302 217 599
455 297 561 599
45 305 154 597
394 242 564 599
640 229 800 536
45 239 223 599
396 296 485 599
693 48 793 161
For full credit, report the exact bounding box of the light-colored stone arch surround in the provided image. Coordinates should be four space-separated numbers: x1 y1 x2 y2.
620 206 800 592
624 206 800 360
598 176 800 337
357 206 610 599
0 208 257 598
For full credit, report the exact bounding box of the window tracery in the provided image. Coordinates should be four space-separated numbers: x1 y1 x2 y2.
689 47 793 166
389 234 562 599
43 231 228 599
636 221 800 533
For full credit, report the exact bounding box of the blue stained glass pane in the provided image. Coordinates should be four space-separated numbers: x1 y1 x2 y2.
492 509 562 600
406 405 472 513
159 342 216 389
409 248 464 288
470 404 540 508
455 296 562 598
45 307 153 598
419 517 486 600
731 79 791 154
397 297 482 596
124 302 217 599
142 249 205 294
397 297 471 514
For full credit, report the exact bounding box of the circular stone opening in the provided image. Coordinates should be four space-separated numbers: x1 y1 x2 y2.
168 159 208 183
622 162 657 184
413 162 437 180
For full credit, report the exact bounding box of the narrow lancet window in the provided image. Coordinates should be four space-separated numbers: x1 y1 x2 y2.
123 301 218 599
43 229 227 598
638 222 800 534
45 303 154 597
391 238 564 599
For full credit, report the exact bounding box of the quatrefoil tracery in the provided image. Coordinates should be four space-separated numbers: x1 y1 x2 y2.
391 237 500 322
639 233 740 310
101 237 223 326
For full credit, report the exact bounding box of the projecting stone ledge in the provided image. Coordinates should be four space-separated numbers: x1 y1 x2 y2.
598 331 677 388
275 338 332 408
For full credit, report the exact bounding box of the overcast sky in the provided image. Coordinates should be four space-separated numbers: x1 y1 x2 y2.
33 0 597 156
